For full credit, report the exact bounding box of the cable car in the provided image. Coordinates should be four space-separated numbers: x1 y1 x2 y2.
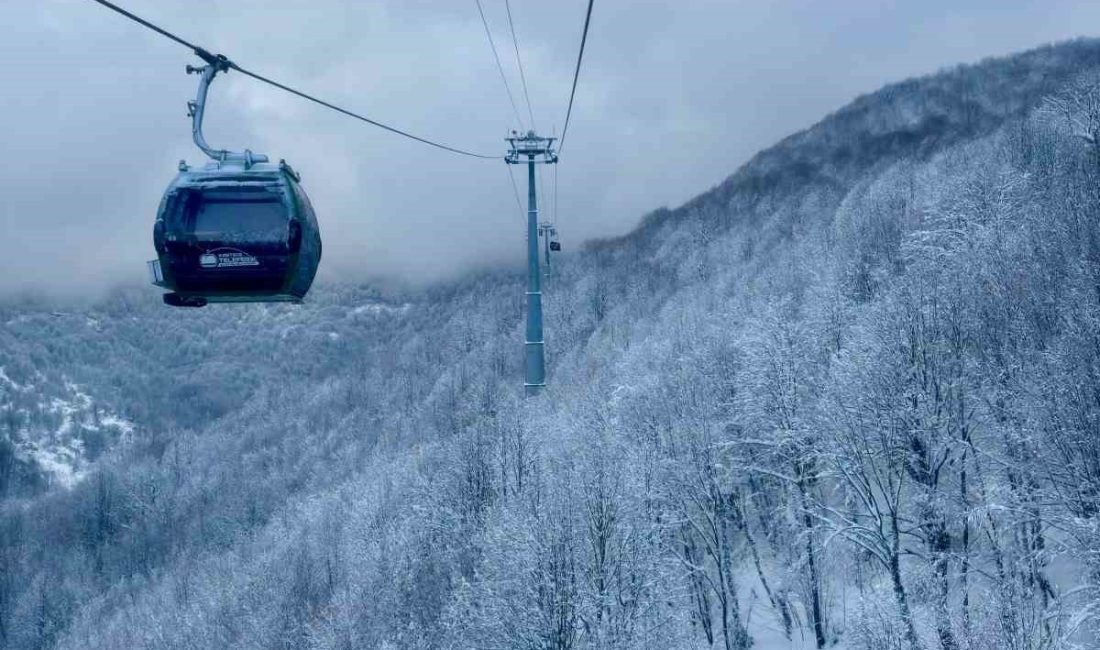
148 58 321 307
549 240 561 251
149 159 321 307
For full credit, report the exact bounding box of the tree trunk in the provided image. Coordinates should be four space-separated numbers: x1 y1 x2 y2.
742 508 793 639
797 473 827 649
890 512 924 650
931 518 958 650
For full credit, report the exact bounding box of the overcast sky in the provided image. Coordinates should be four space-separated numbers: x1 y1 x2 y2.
2 0 1099 297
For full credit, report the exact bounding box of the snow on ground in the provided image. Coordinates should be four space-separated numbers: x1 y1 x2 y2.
739 565 853 650
4 376 135 490
26 441 85 489
351 302 410 316
0 366 23 391
100 414 135 438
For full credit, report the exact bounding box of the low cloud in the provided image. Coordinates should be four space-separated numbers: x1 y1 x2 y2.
3 0 1099 297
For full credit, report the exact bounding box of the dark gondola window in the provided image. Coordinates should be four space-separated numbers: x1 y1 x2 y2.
193 199 287 242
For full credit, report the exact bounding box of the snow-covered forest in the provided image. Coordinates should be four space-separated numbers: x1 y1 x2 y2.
4 38 1100 649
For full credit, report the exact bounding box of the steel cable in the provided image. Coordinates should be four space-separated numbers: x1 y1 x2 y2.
474 0 526 131
504 0 537 131
558 0 594 153
87 0 499 160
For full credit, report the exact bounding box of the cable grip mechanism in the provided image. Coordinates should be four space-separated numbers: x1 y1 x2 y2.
185 53 267 168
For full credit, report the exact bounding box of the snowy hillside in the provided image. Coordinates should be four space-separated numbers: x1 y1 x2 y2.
0 365 133 490
4 39 1100 650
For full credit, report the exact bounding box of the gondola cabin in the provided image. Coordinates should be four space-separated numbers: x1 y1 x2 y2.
147 57 322 308
149 159 321 307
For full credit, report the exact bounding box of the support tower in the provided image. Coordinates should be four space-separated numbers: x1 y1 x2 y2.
506 131 558 396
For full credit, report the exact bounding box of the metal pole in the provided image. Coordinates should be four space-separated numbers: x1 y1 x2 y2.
507 131 554 396
525 154 546 396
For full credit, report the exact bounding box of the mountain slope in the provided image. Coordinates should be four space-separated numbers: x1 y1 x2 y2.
4 38 1100 650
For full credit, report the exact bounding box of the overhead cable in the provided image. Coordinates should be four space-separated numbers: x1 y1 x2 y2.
504 0 538 131
87 0 498 160
474 0 526 130
558 0 595 153
507 166 526 220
